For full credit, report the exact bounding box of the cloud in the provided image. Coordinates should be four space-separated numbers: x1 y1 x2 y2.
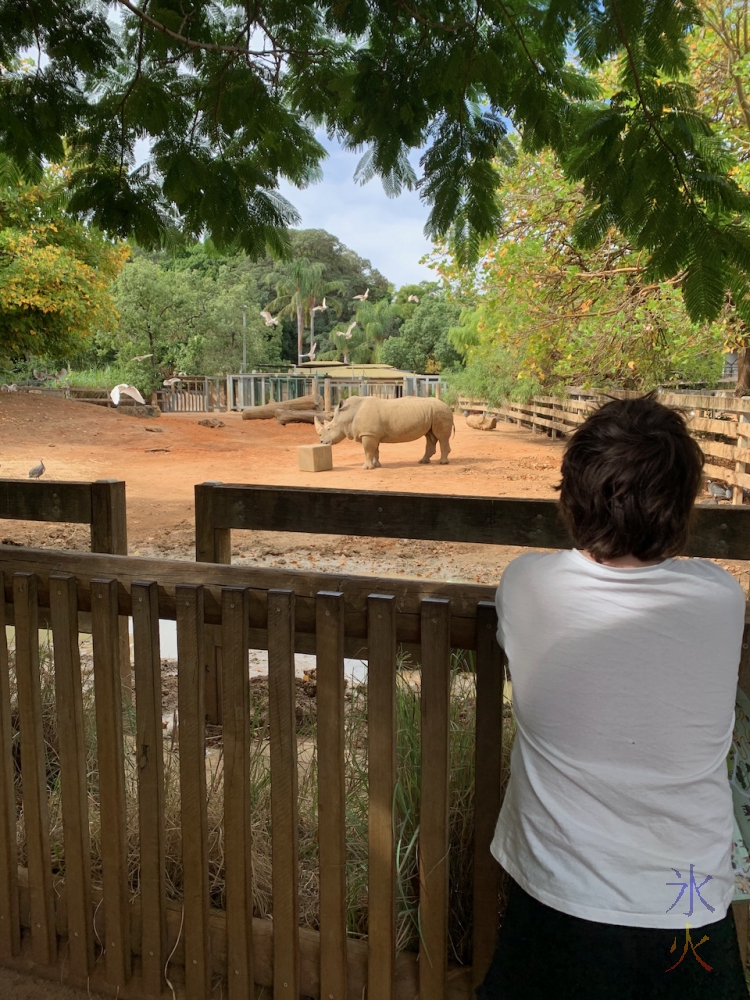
277 137 434 287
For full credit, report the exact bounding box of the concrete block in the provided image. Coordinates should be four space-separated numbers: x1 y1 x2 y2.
298 443 333 472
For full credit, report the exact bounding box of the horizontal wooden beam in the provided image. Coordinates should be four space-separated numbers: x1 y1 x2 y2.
0 479 92 524
201 485 750 559
0 546 494 652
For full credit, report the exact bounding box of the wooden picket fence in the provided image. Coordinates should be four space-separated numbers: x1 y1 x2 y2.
0 544 502 999
460 388 750 504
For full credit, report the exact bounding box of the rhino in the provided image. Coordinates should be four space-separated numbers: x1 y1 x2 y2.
314 395 454 469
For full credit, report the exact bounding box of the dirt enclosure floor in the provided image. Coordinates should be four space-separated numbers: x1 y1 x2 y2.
1 392 749 592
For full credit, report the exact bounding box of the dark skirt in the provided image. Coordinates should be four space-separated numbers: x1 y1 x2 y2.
476 877 748 1000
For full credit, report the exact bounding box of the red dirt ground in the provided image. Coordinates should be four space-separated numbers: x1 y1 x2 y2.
1 392 748 591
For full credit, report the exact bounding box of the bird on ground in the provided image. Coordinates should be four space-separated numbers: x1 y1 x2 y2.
334 321 357 340
260 310 280 326
311 298 327 314
110 384 146 406
28 459 45 479
707 480 732 500
163 377 182 388
352 288 369 301
131 354 153 362
407 294 420 303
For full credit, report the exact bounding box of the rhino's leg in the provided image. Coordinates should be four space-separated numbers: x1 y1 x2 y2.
361 436 379 469
373 446 381 468
419 431 437 464
438 432 451 465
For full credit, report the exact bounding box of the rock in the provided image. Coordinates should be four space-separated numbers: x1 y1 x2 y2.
198 418 226 428
119 404 161 418
466 413 497 430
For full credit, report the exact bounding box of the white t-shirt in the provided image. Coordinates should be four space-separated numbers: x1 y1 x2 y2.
491 548 746 929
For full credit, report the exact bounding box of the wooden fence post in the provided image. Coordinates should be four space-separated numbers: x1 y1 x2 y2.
13 573 57 968
194 483 231 725
50 574 94 979
90 480 131 699
734 412 750 506
419 598 451 1000
0 594 19 960
131 580 167 998
324 378 331 412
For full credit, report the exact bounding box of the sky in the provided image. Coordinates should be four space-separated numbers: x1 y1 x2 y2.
276 135 434 287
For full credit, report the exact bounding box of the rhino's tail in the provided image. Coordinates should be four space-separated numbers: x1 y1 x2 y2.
452 418 456 437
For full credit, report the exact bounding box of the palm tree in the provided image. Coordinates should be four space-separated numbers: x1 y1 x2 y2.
349 297 401 363
267 259 342 364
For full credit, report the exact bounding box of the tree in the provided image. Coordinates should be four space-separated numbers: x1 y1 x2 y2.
5 2 750 326
267 258 342 364
433 146 727 396
0 158 128 369
380 296 462 373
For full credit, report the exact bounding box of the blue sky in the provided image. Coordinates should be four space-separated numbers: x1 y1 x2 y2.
276 135 434 288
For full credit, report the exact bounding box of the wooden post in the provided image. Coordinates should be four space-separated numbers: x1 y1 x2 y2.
90 480 131 700
13 573 57 968
50 574 94 979
367 594 397 1000
194 482 231 725
0 594 19 960
734 413 749 505
176 584 211 999
222 588 254 997
268 590 300 1000
131 580 167 998
316 591 347 1000
472 602 504 988
419 598 451 1000
90 577 131 987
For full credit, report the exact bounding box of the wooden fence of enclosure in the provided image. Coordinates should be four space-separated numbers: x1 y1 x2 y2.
460 388 750 504
0 543 503 999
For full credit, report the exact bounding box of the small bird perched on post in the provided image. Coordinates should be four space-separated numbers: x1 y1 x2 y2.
28 459 45 479
707 480 732 500
352 288 369 301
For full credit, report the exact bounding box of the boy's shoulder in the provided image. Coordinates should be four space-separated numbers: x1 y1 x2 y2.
673 557 745 596
499 549 568 584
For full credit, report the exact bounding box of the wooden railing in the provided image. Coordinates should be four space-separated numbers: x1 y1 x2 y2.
460 389 750 504
156 377 226 413
0 544 503 999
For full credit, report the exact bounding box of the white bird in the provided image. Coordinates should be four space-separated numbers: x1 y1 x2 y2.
131 354 153 362
300 342 318 362
352 288 369 301
260 310 280 326
334 321 357 340
177 371 188 377
707 480 732 500
163 377 182 388
311 298 327 314
407 294 420 303
110 383 146 406
28 459 45 479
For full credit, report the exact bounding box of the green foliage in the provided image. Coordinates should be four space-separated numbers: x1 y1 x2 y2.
432 146 728 396
379 295 462 373
0 159 128 369
4 2 750 317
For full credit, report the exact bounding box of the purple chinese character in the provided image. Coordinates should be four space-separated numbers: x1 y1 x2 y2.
666 864 714 917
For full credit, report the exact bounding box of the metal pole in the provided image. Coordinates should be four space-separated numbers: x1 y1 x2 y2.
241 304 247 374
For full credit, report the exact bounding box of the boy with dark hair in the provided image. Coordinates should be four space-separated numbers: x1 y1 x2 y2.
478 394 749 999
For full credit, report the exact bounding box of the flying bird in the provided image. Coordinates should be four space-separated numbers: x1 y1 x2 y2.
260 310 280 326
407 295 420 303
163 377 182 388
110 383 146 406
334 321 357 340
311 298 327 314
300 342 318 362
131 354 153 362
28 459 45 480
352 288 369 301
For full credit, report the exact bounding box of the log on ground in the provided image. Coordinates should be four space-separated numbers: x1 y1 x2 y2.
276 409 332 426
241 394 323 420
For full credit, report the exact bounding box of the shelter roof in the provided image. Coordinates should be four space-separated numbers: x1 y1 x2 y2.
293 362 419 379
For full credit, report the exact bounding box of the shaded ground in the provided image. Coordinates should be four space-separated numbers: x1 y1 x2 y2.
1 392 748 592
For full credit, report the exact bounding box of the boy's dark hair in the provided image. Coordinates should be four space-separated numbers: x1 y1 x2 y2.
556 392 704 562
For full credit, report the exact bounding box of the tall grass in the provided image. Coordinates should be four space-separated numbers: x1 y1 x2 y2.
6 635 515 968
